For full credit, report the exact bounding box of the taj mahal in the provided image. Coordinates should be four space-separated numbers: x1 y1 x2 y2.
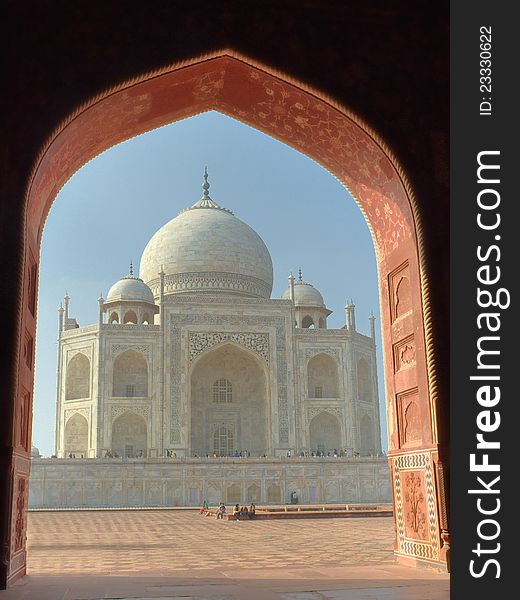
29 171 390 508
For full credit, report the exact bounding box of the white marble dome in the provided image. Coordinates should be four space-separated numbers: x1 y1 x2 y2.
106 275 155 305
139 175 273 299
282 277 325 307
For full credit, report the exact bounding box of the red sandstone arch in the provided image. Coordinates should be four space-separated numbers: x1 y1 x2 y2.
8 51 448 584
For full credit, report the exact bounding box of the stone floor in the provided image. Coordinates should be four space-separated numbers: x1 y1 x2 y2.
0 510 449 599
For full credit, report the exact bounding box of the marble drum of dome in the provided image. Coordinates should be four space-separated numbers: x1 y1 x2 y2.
140 174 273 299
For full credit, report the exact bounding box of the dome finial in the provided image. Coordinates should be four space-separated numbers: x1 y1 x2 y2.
129 262 133 276
202 166 210 198
298 267 302 282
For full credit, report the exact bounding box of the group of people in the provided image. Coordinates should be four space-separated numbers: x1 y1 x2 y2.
102 449 144 458
193 450 252 458
200 501 256 520
232 503 256 520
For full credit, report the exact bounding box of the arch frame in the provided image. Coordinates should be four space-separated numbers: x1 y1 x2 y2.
62 411 90 458
188 340 272 457
110 347 150 399
110 409 149 458
5 49 448 583
307 408 345 452
306 351 341 400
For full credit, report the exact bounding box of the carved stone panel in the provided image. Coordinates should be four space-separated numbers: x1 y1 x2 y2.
64 407 91 423
111 344 151 359
304 348 340 362
189 331 269 365
306 406 343 423
397 388 422 448
402 470 429 541
389 261 412 322
17 390 31 451
393 334 416 372
111 405 150 420
392 452 439 562
23 332 34 370
13 478 27 553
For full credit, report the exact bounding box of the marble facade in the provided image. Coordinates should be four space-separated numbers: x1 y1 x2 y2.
29 457 391 508
47 176 386 511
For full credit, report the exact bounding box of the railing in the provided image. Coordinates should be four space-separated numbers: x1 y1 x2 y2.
33 454 387 463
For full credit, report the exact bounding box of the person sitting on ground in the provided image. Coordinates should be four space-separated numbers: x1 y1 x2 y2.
233 503 241 521
200 500 209 514
241 505 249 518
216 502 226 519
248 503 256 519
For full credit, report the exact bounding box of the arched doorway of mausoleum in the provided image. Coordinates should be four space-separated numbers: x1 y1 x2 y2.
190 343 269 457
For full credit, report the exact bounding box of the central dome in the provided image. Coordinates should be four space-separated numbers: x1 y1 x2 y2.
139 171 273 298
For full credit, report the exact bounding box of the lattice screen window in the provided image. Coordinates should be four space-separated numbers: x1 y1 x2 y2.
315 386 323 398
213 378 233 403
213 426 234 456
126 384 135 397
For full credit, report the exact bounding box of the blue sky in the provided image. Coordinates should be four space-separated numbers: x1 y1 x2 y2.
33 111 387 455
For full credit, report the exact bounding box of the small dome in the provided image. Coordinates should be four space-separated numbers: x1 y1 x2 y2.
282 274 325 308
139 171 273 299
106 275 155 305
31 446 41 459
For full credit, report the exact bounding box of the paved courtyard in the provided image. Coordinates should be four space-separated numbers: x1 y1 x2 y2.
1 510 449 599
27 510 395 574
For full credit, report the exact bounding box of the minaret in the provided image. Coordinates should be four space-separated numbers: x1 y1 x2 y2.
58 303 64 335
288 272 295 301
369 311 376 340
98 293 104 327
350 298 356 332
64 292 70 322
344 301 351 331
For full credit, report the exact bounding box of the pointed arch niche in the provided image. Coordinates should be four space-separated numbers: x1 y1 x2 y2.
190 342 268 457
6 51 448 583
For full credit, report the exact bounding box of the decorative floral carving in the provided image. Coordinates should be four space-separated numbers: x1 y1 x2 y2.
111 405 150 420
307 406 343 422
304 348 340 361
404 472 428 540
392 452 439 561
14 478 26 552
111 344 151 359
147 271 271 299
189 332 269 365
64 407 90 423
400 344 416 366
